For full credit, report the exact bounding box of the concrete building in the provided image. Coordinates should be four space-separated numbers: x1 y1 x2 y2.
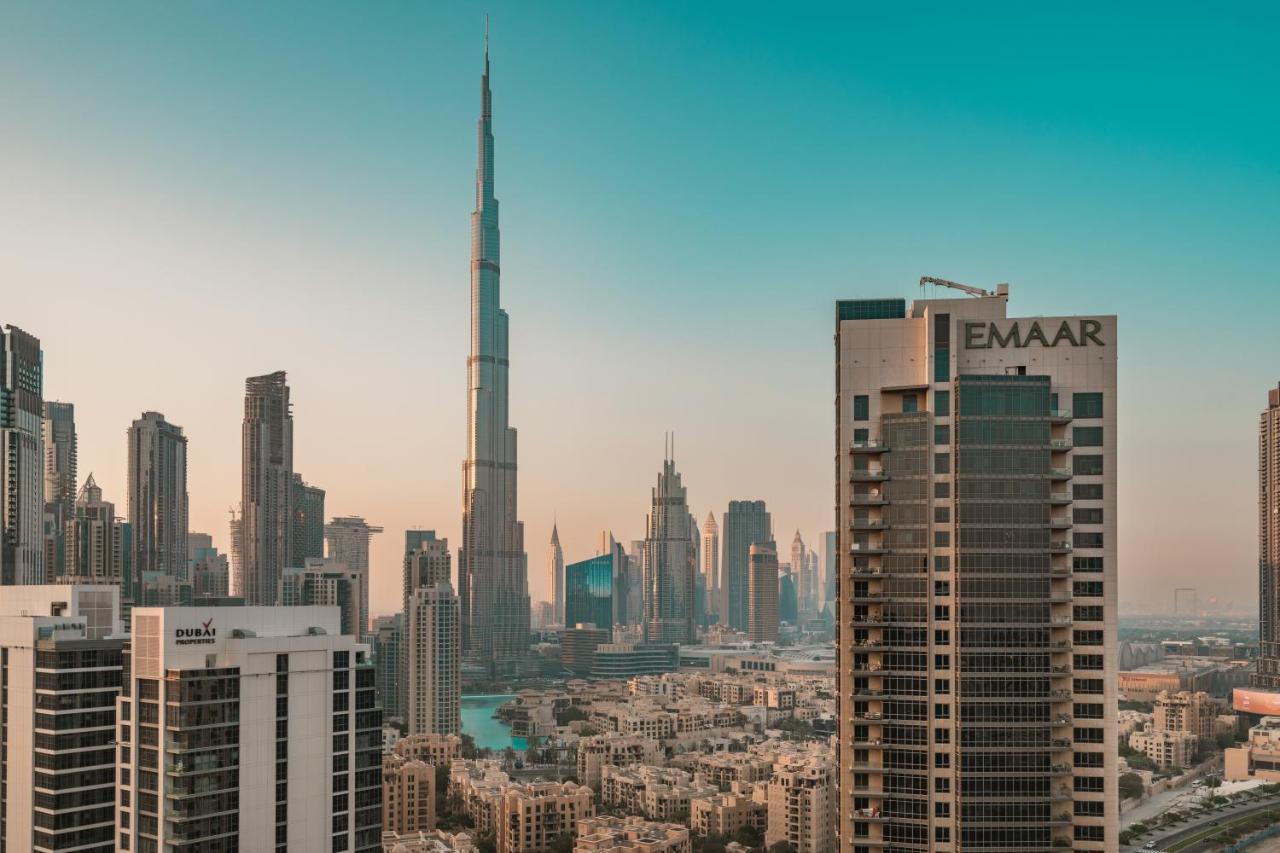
116 606 382 852
383 753 436 835
790 531 809 616
720 501 771 633
690 784 767 838
642 447 696 645
1258 384 1280 690
188 532 231 599
747 541 779 643
383 830 479 852
238 371 293 605
1226 716 1280 781
766 758 837 853
394 733 462 767
278 558 364 637
374 613 405 719
1155 690 1223 739
459 40 531 672
592 643 679 680
290 474 326 568
1129 727 1197 770
0 585 123 853
1 324 44 585
702 513 719 621
562 624 611 676
64 474 122 584
407 583 461 736
575 815 691 853
548 523 565 626
495 780 593 853
325 515 383 639
835 287 1118 851
600 764 716 822
822 530 836 613
42 401 77 576
576 734 664 789
127 411 189 580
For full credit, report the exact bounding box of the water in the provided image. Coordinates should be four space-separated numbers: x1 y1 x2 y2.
461 694 517 752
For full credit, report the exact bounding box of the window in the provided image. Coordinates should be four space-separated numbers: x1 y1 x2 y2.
1074 507 1103 524
1075 800 1105 816
1074 727 1105 744
1074 630 1104 646
934 605 950 622
935 801 951 818
934 703 950 720
1074 654 1104 671
276 654 289 672
1075 776 1104 792
934 630 950 645
934 727 950 744
934 453 950 475
934 581 950 597
1074 703 1104 719
934 481 950 499
1074 556 1104 573
1074 483 1103 500
933 555 950 573
1073 392 1103 419
934 530 950 547
934 654 950 668
854 428 869 443
903 394 918 413
935 777 951 793
934 752 951 768
936 827 951 843
934 390 950 417
1074 455 1103 475
1073 581 1104 597
1074 752 1105 768
934 506 950 523
1074 532 1104 549
1074 427 1104 446
934 678 950 694
1074 678 1104 694
934 424 950 445
1074 607 1104 622
1075 826 1105 842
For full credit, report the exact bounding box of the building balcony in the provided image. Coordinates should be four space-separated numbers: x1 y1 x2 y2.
851 492 887 506
850 440 889 453
848 614 883 626
1049 409 1073 424
1050 665 1072 677
1048 468 1072 481
850 518 886 530
1049 541 1072 553
850 469 888 482
1049 438 1073 451
1049 516 1071 530
1049 492 1072 506
850 567 884 577
1049 689 1072 701
1050 616 1073 626
850 543 887 555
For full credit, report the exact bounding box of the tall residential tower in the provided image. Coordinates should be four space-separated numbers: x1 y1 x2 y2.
1254 386 1280 689
42 401 77 574
720 500 772 632
835 287 1117 851
127 411 189 580
238 371 293 605
459 37 530 669
1 325 44 585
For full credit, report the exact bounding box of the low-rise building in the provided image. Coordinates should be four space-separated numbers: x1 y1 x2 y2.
765 757 836 853
1154 690 1223 739
693 752 774 791
1226 716 1280 781
383 754 436 834
395 733 463 766
496 780 593 853
577 735 665 790
449 760 510 838
382 829 479 852
690 783 767 837
600 764 717 822
1129 727 1198 769
575 815 691 853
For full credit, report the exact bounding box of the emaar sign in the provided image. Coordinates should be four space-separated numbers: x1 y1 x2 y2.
964 319 1104 349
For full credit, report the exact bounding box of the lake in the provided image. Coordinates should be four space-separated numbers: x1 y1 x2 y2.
461 694 518 752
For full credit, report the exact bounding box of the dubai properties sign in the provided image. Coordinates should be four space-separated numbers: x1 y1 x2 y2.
174 617 217 646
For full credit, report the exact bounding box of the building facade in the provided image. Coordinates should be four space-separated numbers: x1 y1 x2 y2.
702 513 719 621
0 585 123 853
116 606 382 852
41 401 77 576
642 451 696 645
1258 385 1280 689
382 753 436 836
836 289 1118 851
406 584 461 736
459 40 531 671
747 541 779 643
290 474 326 568
278 559 364 637
128 411 189 581
65 474 121 583
238 371 293 605
566 553 615 633
548 523 564 626
720 501 771 633
1 324 44 585
373 613 405 720
325 516 383 639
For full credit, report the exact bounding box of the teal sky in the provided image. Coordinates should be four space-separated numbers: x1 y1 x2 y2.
2 2 1276 617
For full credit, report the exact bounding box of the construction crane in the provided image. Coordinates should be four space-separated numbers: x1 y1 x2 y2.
919 276 1009 298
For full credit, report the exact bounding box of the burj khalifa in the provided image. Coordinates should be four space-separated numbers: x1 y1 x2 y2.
459 31 530 671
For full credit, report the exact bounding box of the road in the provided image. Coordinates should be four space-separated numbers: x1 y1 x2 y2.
1125 796 1280 852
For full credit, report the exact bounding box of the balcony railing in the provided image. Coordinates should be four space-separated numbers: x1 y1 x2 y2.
1049 438 1072 450
1050 409 1073 422
1048 468 1072 480
850 440 889 453
851 469 888 482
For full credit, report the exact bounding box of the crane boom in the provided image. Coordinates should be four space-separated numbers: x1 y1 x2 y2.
919 276 1008 298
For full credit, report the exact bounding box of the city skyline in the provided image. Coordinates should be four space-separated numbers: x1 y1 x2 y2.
3 5 1278 619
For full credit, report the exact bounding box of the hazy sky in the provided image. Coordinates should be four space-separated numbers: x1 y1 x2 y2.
2 2 1277 618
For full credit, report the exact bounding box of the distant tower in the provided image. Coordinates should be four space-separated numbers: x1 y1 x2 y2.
128 412 189 580
67 473 120 582
642 439 696 644
822 530 837 612
720 501 772 631
748 541 779 642
325 516 383 640
791 530 809 615
290 474 326 567
702 512 719 619
42 401 77 576
1257 384 1280 688
548 523 565 625
238 371 293 605
1 324 44 585
459 30 531 670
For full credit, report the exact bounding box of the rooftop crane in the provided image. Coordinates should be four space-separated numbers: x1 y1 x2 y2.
919 276 1009 298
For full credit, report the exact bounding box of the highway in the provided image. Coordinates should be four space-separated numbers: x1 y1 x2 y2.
1125 795 1280 852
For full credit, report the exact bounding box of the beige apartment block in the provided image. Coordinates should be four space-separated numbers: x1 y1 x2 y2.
690 782 767 837
575 815 692 853
600 764 717 822
449 759 510 838
395 732 463 766
382 829 479 852
766 758 837 853
383 754 437 834
495 781 594 853
836 289 1118 852
693 753 775 791
1226 717 1280 781
577 734 665 790
1154 690 1223 739
1129 727 1198 770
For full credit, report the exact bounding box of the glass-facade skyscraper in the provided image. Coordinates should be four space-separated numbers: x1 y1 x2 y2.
565 553 614 632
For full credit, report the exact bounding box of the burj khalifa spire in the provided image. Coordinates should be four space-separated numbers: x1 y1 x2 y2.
460 24 530 671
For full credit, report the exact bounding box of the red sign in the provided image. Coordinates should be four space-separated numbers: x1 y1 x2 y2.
1233 688 1280 715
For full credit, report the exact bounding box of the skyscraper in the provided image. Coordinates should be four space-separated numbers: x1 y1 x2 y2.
127 411 189 580
1 324 44 585
278 558 365 637
459 36 530 669
1255 385 1280 689
42 401 76 575
548 522 565 625
238 370 293 605
325 515 383 639
836 288 1118 851
403 531 452 612
790 529 811 616
290 473 326 567
720 500 772 632
407 583 461 736
642 446 696 644
702 512 719 620
66 474 121 583
747 541 779 642
565 553 615 633
822 530 836 613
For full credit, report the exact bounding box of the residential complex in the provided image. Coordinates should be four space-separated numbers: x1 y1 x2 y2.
41 401 77 574
116 606 382 852
406 583 461 736
127 411 189 580
835 288 1118 851
237 371 293 605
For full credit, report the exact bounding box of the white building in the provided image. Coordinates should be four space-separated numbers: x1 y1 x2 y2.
836 285 1118 851
0 585 123 853
407 583 461 736
116 606 383 852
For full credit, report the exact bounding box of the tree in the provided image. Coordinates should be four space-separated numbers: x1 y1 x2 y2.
733 825 763 848
768 843 797 853
477 835 497 853
556 706 589 726
549 832 574 853
1119 772 1145 801
461 733 479 759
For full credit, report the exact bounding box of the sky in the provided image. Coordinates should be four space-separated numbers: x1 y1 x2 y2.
2 2 1277 618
